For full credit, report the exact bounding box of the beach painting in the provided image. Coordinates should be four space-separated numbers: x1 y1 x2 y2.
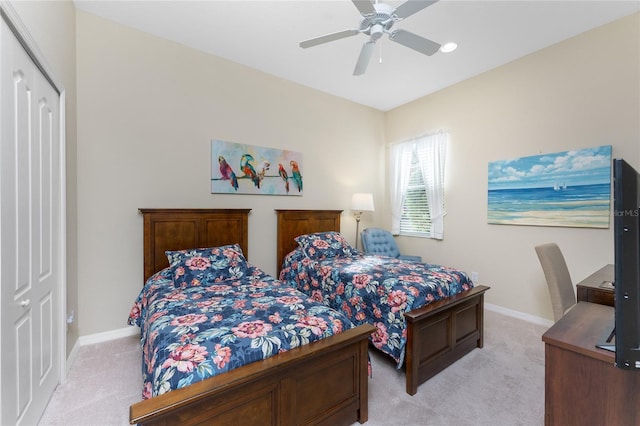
211 139 303 195
487 145 612 228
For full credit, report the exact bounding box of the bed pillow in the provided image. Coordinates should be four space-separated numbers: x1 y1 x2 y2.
166 244 248 288
294 231 357 260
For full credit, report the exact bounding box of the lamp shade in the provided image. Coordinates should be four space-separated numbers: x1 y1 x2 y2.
351 193 375 212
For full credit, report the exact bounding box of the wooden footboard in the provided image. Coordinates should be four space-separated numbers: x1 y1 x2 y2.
404 285 490 395
130 323 375 425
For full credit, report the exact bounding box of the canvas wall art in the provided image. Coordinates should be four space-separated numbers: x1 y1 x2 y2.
211 140 303 195
487 145 612 228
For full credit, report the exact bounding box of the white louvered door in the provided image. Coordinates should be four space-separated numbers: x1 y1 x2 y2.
1 15 61 425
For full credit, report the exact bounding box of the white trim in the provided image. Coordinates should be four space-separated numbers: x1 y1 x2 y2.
78 326 140 347
486 303 554 328
65 339 80 376
57 90 67 385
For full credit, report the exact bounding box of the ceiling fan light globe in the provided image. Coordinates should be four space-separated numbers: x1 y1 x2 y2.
370 24 384 40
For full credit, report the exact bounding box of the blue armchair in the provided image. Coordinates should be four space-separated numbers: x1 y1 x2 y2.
360 227 422 262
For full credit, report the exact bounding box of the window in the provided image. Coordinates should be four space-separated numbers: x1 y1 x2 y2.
390 131 447 239
400 150 430 235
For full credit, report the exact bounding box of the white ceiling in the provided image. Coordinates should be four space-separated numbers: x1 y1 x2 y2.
74 0 639 111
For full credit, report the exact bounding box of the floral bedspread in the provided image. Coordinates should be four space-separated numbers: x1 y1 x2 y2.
128 265 355 399
279 247 473 368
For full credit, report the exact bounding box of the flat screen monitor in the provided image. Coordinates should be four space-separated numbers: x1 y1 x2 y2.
612 158 640 370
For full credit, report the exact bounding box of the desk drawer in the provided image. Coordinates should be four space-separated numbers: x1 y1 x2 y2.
576 285 614 307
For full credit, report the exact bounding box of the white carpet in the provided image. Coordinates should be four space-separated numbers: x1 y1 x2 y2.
364 310 546 425
38 334 142 426
38 310 546 426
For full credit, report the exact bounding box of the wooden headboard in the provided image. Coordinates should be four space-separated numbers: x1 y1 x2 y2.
139 208 250 282
275 209 342 274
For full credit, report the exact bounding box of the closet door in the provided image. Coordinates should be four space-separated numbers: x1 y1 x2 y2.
1 16 61 425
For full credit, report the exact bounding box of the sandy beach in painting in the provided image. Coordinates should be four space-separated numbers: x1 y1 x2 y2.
488 208 610 228
487 184 611 228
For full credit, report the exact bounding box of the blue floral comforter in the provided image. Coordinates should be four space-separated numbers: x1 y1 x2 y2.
128 264 355 399
279 240 473 368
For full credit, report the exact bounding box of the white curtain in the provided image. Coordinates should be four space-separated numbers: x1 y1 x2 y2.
389 130 448 238
389 142 413 234
415 130 447 239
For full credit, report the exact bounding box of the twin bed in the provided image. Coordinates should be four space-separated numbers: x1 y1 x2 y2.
129 209 374 426
275 210 489 395
129 208 488 425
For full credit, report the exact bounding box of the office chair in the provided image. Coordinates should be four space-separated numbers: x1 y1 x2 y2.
361 227 422 262
535 242 576 322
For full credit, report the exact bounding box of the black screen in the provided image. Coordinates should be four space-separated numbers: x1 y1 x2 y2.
613 158 640 369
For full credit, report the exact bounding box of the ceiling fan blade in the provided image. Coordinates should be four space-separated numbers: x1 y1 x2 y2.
300 29 359 48
393 0 438 19
352 0 376 16
353 41 375 76
389 29 441 56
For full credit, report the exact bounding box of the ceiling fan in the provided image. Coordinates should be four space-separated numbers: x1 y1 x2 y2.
300 0 441 76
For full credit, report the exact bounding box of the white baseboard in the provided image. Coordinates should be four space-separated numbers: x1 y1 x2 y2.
78 326 140 346
486 303 554 328
65 340 80 378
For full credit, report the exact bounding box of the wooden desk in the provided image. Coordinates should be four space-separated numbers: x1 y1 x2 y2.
542 302 640 425
576 264 614 306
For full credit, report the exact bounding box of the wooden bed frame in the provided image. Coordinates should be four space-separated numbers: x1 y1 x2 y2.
130 208 375 425
275 209 490 395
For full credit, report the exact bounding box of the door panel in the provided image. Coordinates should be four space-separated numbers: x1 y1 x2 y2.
15 312 32 421
39 291 53 382
38 94 53 281
14 68 31 301
1 16 61 425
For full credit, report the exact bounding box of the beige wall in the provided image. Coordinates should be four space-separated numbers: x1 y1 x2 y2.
12 5 637 340
8 0 78 355
386 13 640 320
75 11 386 336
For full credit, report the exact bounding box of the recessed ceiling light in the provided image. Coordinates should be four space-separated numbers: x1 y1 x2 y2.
440 42 458 53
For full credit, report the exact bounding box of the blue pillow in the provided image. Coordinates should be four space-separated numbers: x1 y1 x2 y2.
294 232 357 260
166 244 248 288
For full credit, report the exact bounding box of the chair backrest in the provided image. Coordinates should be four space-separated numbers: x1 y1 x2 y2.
361 228 401 258
535 243 576 322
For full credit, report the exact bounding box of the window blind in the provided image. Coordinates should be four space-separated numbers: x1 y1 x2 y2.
400 151 431 235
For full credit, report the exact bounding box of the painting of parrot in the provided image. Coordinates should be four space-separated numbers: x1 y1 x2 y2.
211 140 303 195
218 155 238 190
278 163 289 193
241 153 261 188
290 160 303 192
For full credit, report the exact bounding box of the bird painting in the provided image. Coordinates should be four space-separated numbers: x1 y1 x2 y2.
278 163 289 193
240 154 261 188
218 155 238 190
212 140 303 195
290 160 303 192
258 160 270 181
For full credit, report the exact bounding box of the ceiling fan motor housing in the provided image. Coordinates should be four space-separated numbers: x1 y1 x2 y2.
359 3 397 36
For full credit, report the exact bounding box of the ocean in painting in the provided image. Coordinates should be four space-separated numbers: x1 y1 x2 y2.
488 183 610 228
